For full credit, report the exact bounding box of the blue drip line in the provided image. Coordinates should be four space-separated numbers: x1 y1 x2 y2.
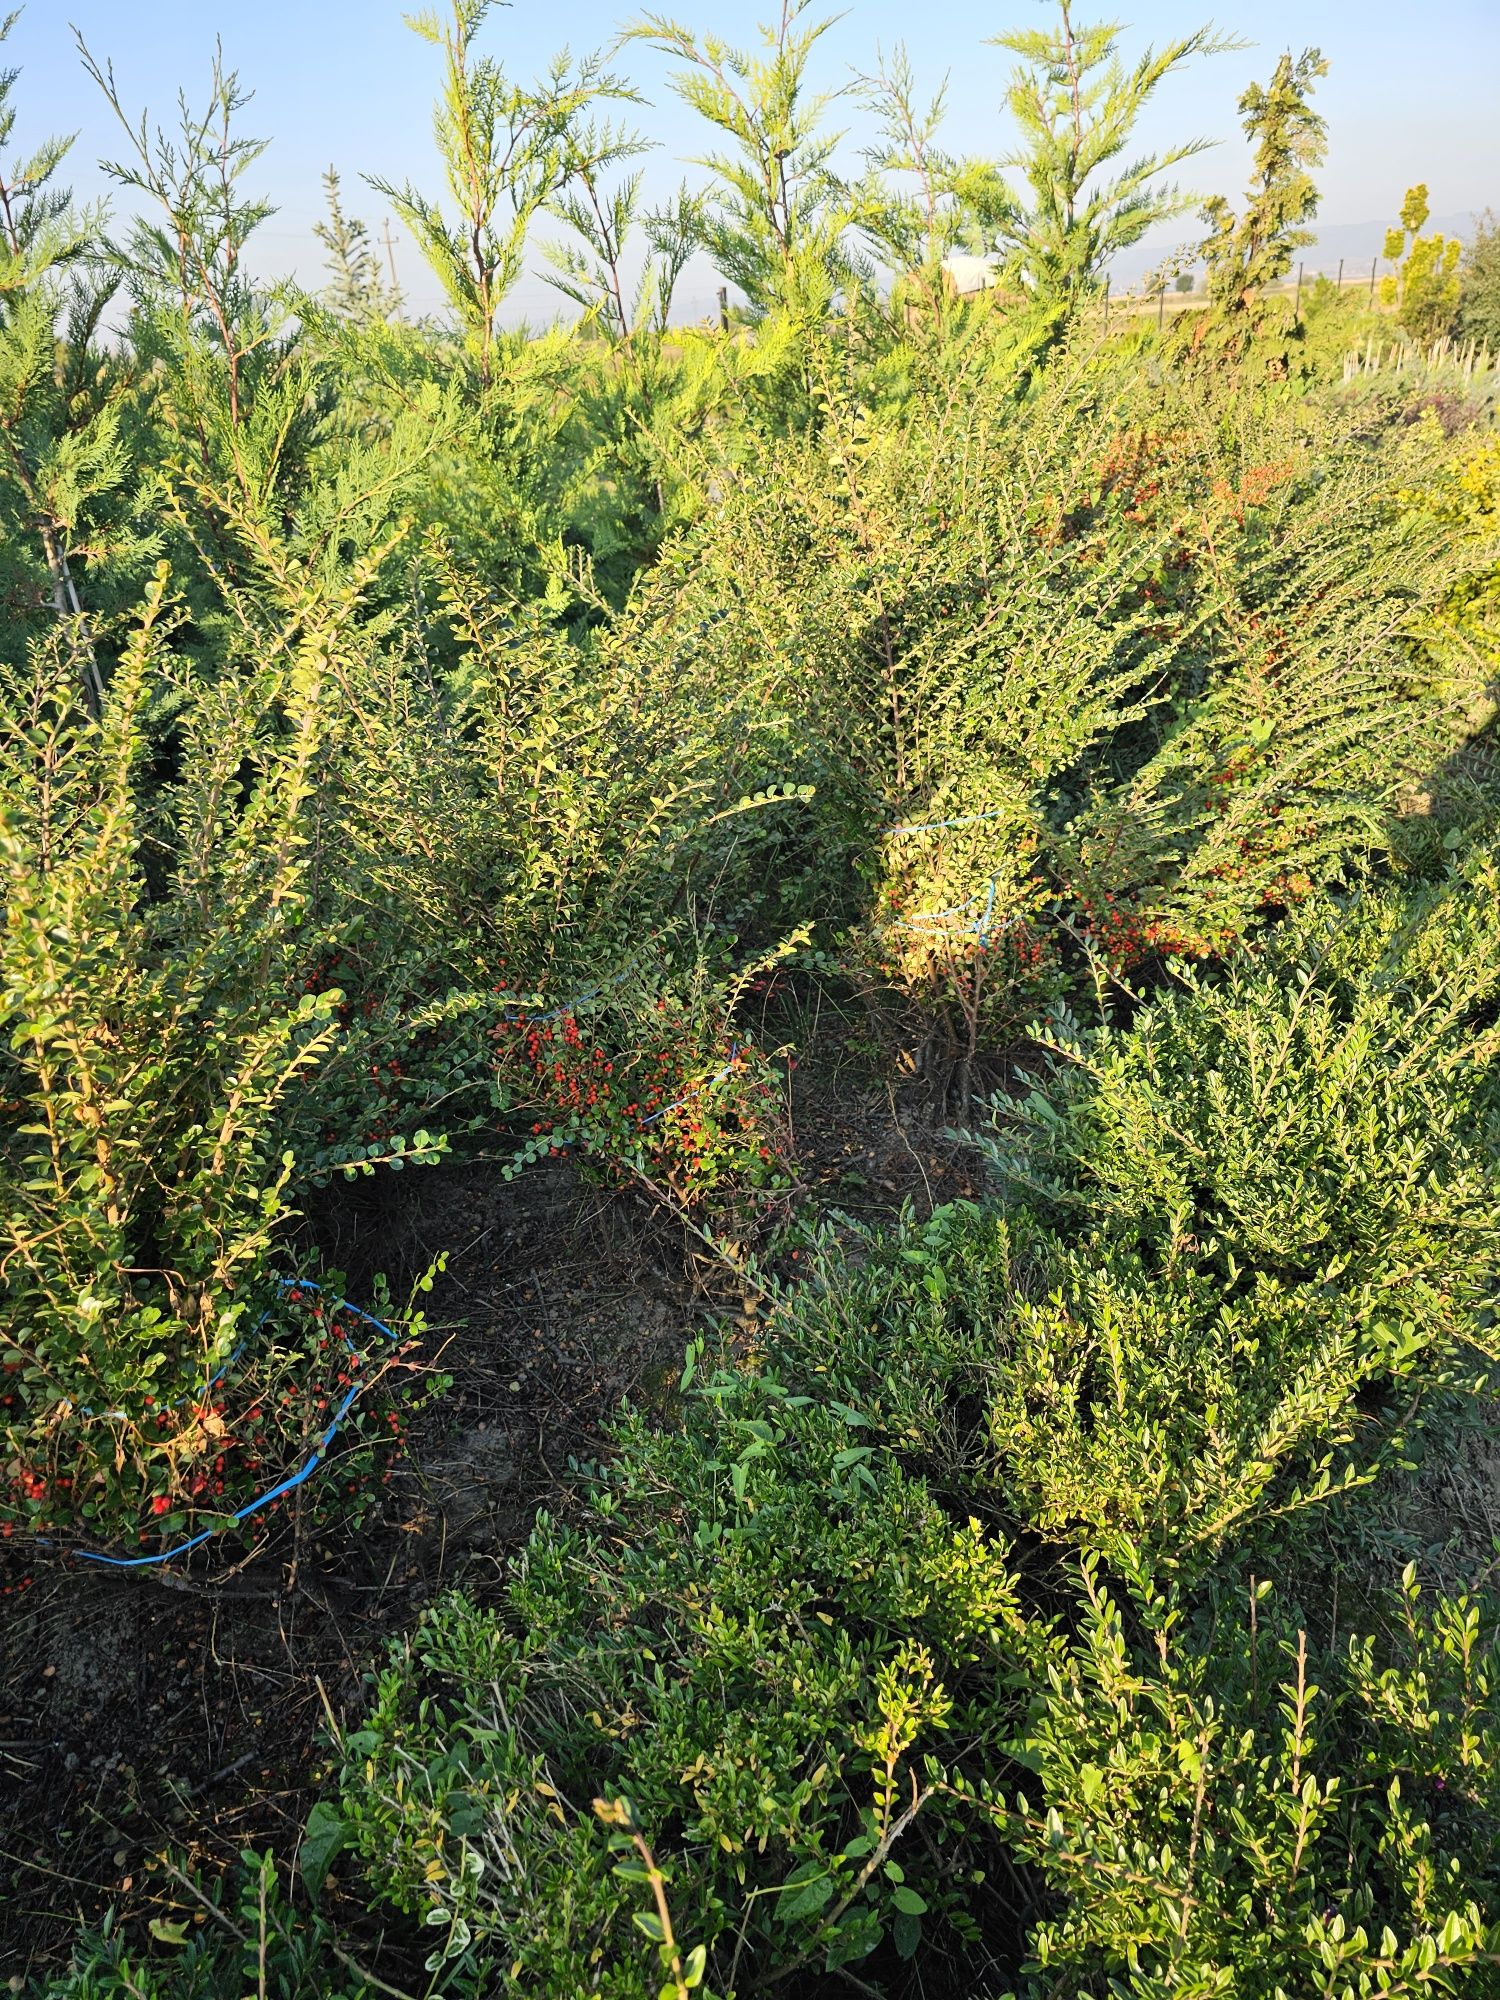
891 870 1013 947
881 805 1020 946
883 807 1014 838
66 1279 399 1569
496 965 633 1029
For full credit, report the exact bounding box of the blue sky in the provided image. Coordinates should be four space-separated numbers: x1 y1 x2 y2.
7 0 1499 323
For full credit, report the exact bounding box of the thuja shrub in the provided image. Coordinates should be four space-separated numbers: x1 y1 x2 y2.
650 353 1197 1074
1397 427 1500 695
0 583 443 1547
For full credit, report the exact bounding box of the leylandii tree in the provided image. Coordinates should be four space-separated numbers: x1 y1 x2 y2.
987 0 1237 310
852 45 1010 328
0 10 110 712
315 165 402 324
1201 48 1328 314
369 0 636 387
629 0 853 324
77 34 278 430
1459 209 1500 348
0 10 88 280
542 120 699 346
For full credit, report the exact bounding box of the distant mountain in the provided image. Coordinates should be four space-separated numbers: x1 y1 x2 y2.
1105 212 1480 290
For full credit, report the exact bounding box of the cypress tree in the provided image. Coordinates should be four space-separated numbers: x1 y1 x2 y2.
1201 48 1328 314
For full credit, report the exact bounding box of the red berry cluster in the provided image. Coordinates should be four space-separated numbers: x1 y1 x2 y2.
491 989 791 1209
2 1291 433 1549
1074 888 1213 970
1211 459 1297 529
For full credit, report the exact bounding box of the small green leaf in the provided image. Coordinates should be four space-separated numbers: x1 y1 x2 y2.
776 1860 834 1924
300 1801 347 1904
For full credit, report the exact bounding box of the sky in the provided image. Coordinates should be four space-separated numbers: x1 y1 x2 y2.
6 0 1499 324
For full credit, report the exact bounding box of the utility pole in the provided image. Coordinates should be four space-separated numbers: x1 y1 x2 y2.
1294 262 1304 315
1368 256 1377 305
382 218 401 298
717 285 729 332
1335 257 1343 291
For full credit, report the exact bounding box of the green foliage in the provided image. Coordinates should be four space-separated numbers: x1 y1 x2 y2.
330 1308 1027 1993
998 1562 1500 1994
0 19 119 705
543 147 697 343
851 45 1008 332
6 10 1500 1994
1202 48 1329 313
370 1 635 384
34 1850 375 2000
0 11 96 284
630 0 853 326
974 870 1500 1565
0 574 448 1542
302 858 1500 1994
78 31 283 430
1457 208 1500 350
986 1 1238 315
1381 185 1463 346
314 166 402 325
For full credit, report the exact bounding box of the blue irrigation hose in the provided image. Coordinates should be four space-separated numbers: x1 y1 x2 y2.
68 1280 400 1570
639 1046 743 1126
890 869 1015 947
881 806 1019 944
883 807 1013 837
496 964 634 1029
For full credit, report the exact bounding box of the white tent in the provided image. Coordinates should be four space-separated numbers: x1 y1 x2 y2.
940 253 1003 296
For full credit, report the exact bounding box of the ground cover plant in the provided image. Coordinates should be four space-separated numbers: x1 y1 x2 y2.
2 1 1499 1994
